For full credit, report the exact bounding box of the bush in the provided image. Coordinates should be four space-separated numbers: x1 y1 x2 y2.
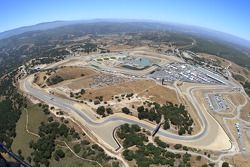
55 149 65 159
73 144 81 154
80 89 85 94
196 155 201 161
27 156 31 163
96 106 105 116
131 124 141 132
154 137 167 148
126 93 134 98
163 121 170 130
112 162 120 167
106 107 113 114
178 127 186 135
48 116 53 122
183 146 188 151
174 144 182 149
17 149 22 155
122 107 130 114
137 106 144 113
94 100 100 105
92 144 104 152
47 75 64 85
81 140 90 145
123 149 134 161
222 162 229 167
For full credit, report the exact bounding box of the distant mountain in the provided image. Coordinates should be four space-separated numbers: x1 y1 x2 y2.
0 20 85 40
0 19 249 51
0 19 147 40
167 23 250 52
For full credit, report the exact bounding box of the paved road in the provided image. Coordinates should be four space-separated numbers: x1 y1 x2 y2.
21 75 232 151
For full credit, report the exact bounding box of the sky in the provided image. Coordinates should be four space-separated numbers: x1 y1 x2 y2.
0 0 250 40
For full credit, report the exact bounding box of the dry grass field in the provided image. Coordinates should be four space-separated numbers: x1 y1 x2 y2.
224 154 250 167
34 67 98 87
34 72 47 86
82 79 179 104
229 63 250 80
189 156 209 167
55 66 96 80
138 84 179 104
66 76 96 89
240 100 250 121
227 93 245 106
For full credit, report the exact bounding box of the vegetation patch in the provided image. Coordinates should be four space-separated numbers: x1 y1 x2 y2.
47 75 64 85
28 120 80 166
11 104 47 160
0 100 20 147
232 73 245 82
49 146 97 167
118 124 209 167
242 81 250 97
96 106 113 117
137 102 193 135
69 140 120 167
190 37 250 69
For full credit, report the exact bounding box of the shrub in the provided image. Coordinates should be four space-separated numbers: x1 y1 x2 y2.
174 144 182 149
73 144 81 154
122 107 130 114
94 100 100 105
106 107 113 114
222 162 229 167
81 140 90 145
96 106 105 116
55 149 65 159
154 137 167 148
47 75 64 85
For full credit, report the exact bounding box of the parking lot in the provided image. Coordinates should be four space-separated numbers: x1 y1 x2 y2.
205 93 229 112
149 63 223 84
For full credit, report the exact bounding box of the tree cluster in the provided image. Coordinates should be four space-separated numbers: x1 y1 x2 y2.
117 124 147 148
0 100 21 148
47 75 64 85
119 124 192 167
96 106 113 117
137 102 193 135
242 81 250 97
29 120 80 166
137 105 161 123
122 107 130 114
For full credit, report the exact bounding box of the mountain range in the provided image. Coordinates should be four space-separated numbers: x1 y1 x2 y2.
0 19 249 51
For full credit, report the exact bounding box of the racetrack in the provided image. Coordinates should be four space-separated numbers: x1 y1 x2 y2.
20 74 233 151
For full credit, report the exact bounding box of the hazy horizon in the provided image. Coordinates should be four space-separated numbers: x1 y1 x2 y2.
1 0 249 41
